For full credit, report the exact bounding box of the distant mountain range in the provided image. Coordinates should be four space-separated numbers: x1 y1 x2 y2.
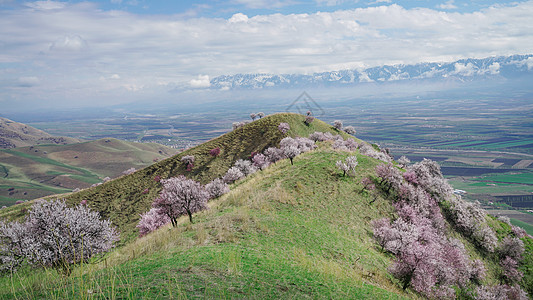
210 54 533 90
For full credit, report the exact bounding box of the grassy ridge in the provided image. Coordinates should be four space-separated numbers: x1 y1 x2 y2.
1 113 532 298
1 145 409 299
54 113 355 242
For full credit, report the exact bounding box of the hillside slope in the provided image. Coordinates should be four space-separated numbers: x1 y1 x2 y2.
2 143 411 299
19 113 354 241
1 113 531 299
0 117 79 149
0 138 177 205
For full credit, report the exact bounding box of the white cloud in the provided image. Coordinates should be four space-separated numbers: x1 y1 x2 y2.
316 0 344 6
488 62 500 74
25 1 66 10
368 0 391 5
453 63 476 76
110 74 120 79
17 76 40 87
232 0 294 9
49 35 88 52
437 0 457 10
1 1 533 107
189 75 211 88
527 57 533 70
228 13 249 23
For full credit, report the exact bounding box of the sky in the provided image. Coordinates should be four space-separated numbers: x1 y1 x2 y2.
1 0 532 110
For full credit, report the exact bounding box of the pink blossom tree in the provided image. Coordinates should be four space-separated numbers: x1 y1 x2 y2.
333 120 343 131
252 153 270 170
205 178 230 199
278 122 290 134
336 156 358 176
375 164 403 195
137 208 170 237
223 167 245 183
0 199 119 274
209 147 221 157
343 126 356 135
264 147 284 163
152 176 209 225
283 145 300 165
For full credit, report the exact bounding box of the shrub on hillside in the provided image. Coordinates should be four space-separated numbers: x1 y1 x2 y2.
181 155 195 165
499 236 525 261
282 146 300 165
501 256 524 284
264 147 284 163
336 156 358 177
305 115 314 125
152 176 209 225
475 284 528 300
397 156 410 168
444 196 498 252
252 153 270 170
375 164 403 195
209 147 221 157
360 144 391 162
332 138 358 151
205 178 230 199
234 159 257 176
343 125 356 135
232 121 246 130
122 167 136 175
257 112 265 119
137 208 170 237
333 120 343 131
278 122 290 134
223 167 245 183
0 199 119 274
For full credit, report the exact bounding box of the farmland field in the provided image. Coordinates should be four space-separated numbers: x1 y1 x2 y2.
0 139 177 205
473 172 533 185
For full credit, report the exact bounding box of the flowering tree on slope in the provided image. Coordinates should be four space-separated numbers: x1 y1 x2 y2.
152 176 209 225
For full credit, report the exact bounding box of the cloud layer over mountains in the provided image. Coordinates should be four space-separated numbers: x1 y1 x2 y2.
1 1 532 108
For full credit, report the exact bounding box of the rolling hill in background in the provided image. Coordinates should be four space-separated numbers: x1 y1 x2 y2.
1 113 531 299
0 138 177 206
0 117 80 149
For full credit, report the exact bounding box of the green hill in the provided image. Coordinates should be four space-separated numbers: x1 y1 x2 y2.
0 138 177 205
7 113 354 242
1 113 531 299
0 117 79 149
2 134 410 299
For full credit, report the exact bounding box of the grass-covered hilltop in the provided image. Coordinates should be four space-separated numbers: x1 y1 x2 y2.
1 113 531 299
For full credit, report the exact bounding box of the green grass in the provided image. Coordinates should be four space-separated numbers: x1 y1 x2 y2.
0 147 409 299
28 113 357 242
3 149 98 177
2 113 531 298
510 218 533 236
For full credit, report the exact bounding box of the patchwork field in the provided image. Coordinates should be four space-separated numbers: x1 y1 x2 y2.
0 139 177 205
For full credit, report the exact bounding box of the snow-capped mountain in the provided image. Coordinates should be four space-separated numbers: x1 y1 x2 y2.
210 54 533 90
